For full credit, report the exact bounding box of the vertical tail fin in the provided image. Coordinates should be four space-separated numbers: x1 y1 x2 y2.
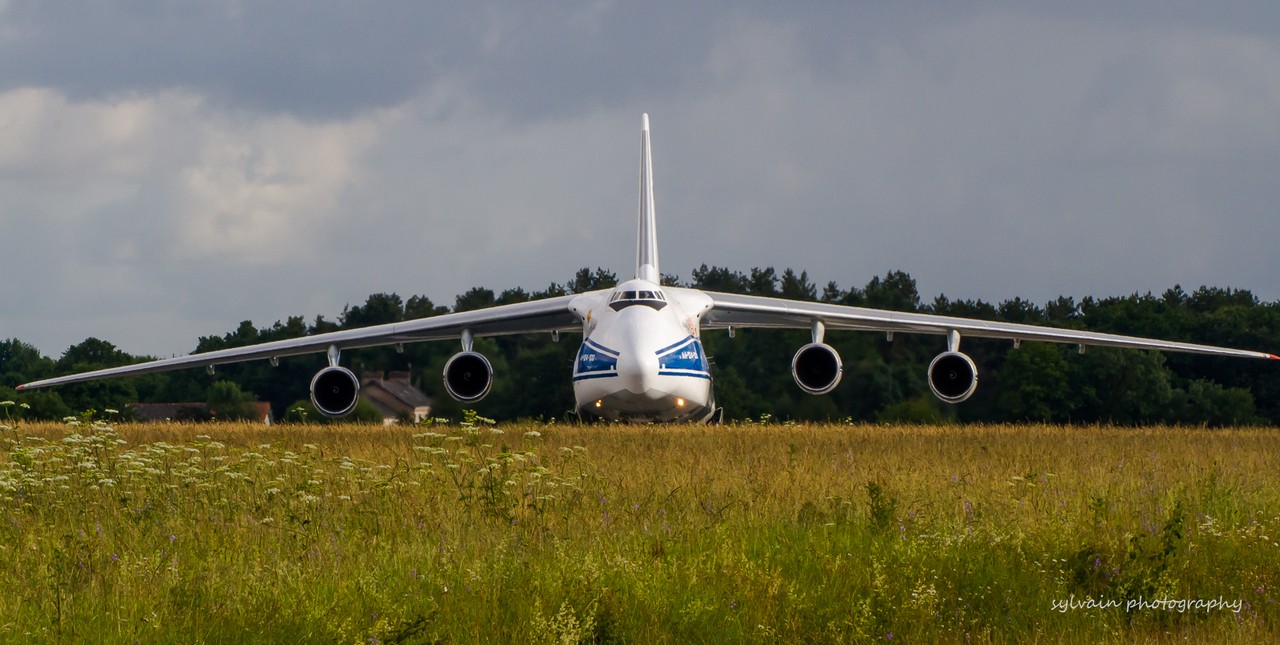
636 113 660 283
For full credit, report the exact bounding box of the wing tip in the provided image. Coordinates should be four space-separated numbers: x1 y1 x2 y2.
13 384 24 391
1269 354 1280 360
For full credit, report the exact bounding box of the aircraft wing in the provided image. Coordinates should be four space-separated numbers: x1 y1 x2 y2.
700 291 1279 361
18 294 586 390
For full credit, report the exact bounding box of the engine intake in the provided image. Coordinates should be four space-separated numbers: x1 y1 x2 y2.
444 351 494 402
928 351 978 403
791 343 843 395
310 366 360 418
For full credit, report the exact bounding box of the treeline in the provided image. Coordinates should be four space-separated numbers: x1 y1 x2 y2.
2 267 1277 426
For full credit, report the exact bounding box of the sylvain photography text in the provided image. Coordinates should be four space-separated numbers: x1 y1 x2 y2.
1051 595 1244 614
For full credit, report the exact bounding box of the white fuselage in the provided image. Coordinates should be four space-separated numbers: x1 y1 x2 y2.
569 280 717 422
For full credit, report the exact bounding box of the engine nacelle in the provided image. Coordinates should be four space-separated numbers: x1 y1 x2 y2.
310 366 361 418
791 343 843 395
444 351 494 402
928 351 979 403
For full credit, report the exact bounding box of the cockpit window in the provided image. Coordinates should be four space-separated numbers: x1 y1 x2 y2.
609 289 667 311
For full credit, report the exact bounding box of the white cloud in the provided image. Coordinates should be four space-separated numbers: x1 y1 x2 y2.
0 87 184 188
175 111 380 265
0 87 389 352
0 87 383 270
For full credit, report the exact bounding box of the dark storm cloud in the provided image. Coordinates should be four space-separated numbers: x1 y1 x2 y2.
0 2 718 119
5 1 1278 121
0 2 1007 120
0 2 453 117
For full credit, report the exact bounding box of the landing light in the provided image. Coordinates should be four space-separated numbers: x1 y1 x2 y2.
595 400 603 408
676 397 685 408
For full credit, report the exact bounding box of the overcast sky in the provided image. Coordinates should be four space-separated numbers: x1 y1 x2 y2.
2 1 1279 358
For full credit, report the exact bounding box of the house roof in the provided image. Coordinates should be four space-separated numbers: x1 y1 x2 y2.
363 375 432 408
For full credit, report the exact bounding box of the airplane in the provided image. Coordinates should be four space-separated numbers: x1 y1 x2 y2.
18 114 1278 422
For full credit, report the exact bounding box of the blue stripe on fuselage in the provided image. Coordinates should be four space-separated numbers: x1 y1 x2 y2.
574 338 620 381
656 336 710 379
583 338 620 357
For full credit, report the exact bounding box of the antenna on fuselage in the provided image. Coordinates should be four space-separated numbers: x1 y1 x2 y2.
636 113 660 284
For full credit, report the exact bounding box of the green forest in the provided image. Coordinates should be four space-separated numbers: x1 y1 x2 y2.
2 266 1277 426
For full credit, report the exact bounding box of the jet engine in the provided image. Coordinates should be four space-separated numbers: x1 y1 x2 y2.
444 351 494 402
928 351 978 403
310 366 361 418
791 343 843 395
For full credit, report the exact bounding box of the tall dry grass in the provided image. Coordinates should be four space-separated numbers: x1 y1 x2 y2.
1 416 1277 642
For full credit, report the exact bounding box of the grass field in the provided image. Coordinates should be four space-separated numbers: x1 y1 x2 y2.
2 414 1278 643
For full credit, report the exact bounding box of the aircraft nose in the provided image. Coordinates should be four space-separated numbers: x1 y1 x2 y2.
617 339 660 394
